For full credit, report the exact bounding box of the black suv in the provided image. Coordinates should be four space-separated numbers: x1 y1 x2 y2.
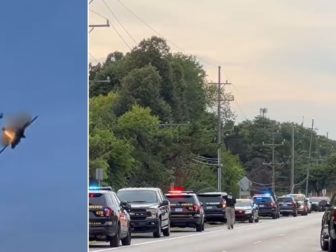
253 194 280 219
117 187 170 238
320 193 336 251
197 192 227 222
165 191 205 232
89 187 131 247
278 196 298 217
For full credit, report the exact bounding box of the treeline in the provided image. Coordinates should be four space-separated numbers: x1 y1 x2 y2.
225 117 336 195
89 36 336 195
89 36 244 194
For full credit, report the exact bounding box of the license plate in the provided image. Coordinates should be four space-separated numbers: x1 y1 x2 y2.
207 206 214 209
174 208 183 212
259 204 265 207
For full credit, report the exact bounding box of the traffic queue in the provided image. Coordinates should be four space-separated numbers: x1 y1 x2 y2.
88 185 319 248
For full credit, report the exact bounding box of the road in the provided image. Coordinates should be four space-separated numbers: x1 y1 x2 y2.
89 212 323 252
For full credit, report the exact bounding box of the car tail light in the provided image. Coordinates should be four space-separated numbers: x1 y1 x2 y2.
271 202 276 208
220 199 226 208
103 207 113 217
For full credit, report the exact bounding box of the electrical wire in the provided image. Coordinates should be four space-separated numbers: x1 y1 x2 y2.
90 9 109 20
114 0 184 52
102 0 138 46
89 52 99 64
105 17 132 50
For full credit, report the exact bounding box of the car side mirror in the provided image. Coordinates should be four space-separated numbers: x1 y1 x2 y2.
161 199 169 206
120 201 131 211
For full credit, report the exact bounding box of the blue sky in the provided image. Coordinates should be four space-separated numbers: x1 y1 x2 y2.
0 1 87 251
90 0 336 140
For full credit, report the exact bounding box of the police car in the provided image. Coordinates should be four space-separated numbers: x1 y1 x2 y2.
89 186 132 247
165 190 205 232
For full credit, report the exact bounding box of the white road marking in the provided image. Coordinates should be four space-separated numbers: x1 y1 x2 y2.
91 224 259 252
90 217 307 252
253 240 262 245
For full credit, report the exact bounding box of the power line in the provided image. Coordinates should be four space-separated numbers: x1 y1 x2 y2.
105 17 132 50
90 9 109 20
89 52 99 65
114 0 184 52
102 0 138 46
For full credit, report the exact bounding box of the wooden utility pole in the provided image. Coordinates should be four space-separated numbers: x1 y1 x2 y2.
290 124 295 193
263 133 284 193
215 66 232 192
306 119 314 196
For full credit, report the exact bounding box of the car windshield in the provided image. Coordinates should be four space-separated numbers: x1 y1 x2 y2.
197 195 221 203
236 200 251 207
254 197 272 203
117 190 158 203
89 192 107 206
278 197 293 202
310 197 322 202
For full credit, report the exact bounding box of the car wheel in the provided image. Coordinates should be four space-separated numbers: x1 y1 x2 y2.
329 236 336 252
255 217 259 223
272 214 276 219
249 216 253 223
196 222 203 232
321 228 328 251
153 220 161 238
110 227 120 247
162 223 170 237
121 228 131 246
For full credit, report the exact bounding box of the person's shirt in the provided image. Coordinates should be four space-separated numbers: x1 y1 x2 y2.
224 195 236 207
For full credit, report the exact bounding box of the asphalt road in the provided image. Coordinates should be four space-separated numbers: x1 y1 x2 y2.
89 212 323 252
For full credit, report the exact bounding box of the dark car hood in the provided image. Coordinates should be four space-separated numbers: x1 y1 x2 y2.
129 202 159 208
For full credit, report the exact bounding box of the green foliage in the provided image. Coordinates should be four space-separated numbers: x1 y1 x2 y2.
226 116 336 194
89 36 246 192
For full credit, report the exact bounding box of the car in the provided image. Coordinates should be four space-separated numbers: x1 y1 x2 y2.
235 199 259 223
278 196 298 217
286 194 309 215
117 187 170 238
253 194 280 219
320 193 336 251
306 197 312 213
311 197 325 211
197 192 227 222
89 186 132 247
165 190 205 232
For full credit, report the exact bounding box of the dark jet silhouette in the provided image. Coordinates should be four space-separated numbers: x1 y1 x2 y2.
0 114 38 154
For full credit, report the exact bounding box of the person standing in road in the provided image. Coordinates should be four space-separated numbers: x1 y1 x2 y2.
223 192 236 230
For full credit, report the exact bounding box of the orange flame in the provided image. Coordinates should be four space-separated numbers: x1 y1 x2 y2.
2 129 16 145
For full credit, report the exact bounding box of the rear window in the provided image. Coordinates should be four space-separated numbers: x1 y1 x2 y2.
89 193 107 206
197 195 222 203
166 195 196 204
117 190 158 203
278 197 293 202
253 196 272 203
236 200 251 207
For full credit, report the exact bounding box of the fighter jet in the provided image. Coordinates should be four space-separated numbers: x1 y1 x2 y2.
0 114 38 154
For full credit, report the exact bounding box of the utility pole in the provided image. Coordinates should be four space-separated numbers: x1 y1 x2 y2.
290 124 295 193
89 0 110 33
306 119 314 196
213 66 232 192
263 133 284 193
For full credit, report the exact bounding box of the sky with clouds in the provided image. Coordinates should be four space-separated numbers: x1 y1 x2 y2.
90 0 336 139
